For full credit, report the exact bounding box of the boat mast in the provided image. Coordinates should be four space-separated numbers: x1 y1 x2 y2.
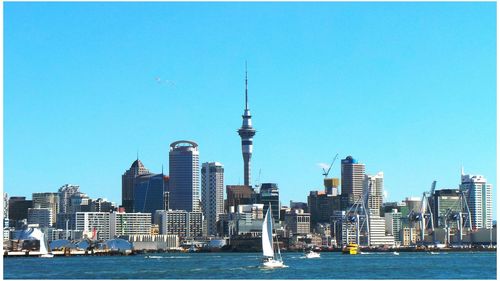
269 203 282 261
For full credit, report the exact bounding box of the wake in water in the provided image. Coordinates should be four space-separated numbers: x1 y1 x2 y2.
144 255 191 259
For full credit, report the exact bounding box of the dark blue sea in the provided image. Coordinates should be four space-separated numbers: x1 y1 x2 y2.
3 251 497 279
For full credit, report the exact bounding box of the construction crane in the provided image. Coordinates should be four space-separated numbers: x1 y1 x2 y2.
322 153 339 178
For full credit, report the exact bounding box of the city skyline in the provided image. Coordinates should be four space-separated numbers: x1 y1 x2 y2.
4 2 496 217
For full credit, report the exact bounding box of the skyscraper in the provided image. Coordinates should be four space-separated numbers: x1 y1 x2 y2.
8 197 32 222
237 66 256 187
169 140 200 212
201 162 224 236
32 192 59 226
122 159 151 212
133 173 168 216
58 184 80 214
430 189 461 228
364 172 384 217
341 156 366 205
460 171 493 229
257 183 280 223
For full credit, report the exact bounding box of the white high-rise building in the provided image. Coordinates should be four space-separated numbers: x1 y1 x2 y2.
155 210 204 239
110 212 151 237
201 162 224 236
460 172 493 229
75 212 111 240
369 215 395 247
364 172 384 217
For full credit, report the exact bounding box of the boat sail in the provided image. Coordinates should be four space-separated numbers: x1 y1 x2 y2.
261 204 285 268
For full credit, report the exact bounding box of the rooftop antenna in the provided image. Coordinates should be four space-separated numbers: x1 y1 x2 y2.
137 150 139 161
245 61 248 111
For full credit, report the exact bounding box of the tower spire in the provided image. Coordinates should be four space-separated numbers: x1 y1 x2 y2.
245 61 248 111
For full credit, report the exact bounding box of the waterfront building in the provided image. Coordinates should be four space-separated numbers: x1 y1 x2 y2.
27 208 52 228
431 189 461 228
58 184 80 214
227 204 265 237
4 193 9 228
47 229 83 241
400 227 417 246
122 159 151 212
257 183 280 223
8 197 32 222
369 215 395 247
307 191 341 228
90 198 116 213
284 209 310 235
125 234 179 251
384 209 403 244
460 172 493 229
133 173 168 215
201 162 224 236
364 172 384 217
110 212 152 237
155 210 204 239
32 192 59 226
237 67 256 187
75 212 111 240
169 140 200 212
226 185 255 213
341 156 366 205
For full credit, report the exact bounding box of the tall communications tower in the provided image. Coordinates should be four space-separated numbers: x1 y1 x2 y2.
237 64 256 187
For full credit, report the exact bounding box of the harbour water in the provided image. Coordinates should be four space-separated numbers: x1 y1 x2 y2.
3 251 497 279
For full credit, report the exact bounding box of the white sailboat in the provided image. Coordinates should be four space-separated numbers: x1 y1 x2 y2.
39 229 53 258
261 204 286 268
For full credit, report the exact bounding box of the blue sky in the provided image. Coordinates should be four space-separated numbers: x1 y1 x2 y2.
4 2 496 217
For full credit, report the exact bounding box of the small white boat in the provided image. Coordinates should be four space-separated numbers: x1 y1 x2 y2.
261 204 286 268
305 250 321 259
429 251 439 255
393 252 400 256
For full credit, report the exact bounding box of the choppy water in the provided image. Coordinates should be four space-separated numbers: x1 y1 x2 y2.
3 251 497 279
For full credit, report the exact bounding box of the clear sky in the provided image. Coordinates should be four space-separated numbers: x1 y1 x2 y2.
4 2 496 218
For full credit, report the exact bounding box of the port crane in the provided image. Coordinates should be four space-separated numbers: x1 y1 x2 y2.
408 181 436 245
442 190 472 246
343 183 371 247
